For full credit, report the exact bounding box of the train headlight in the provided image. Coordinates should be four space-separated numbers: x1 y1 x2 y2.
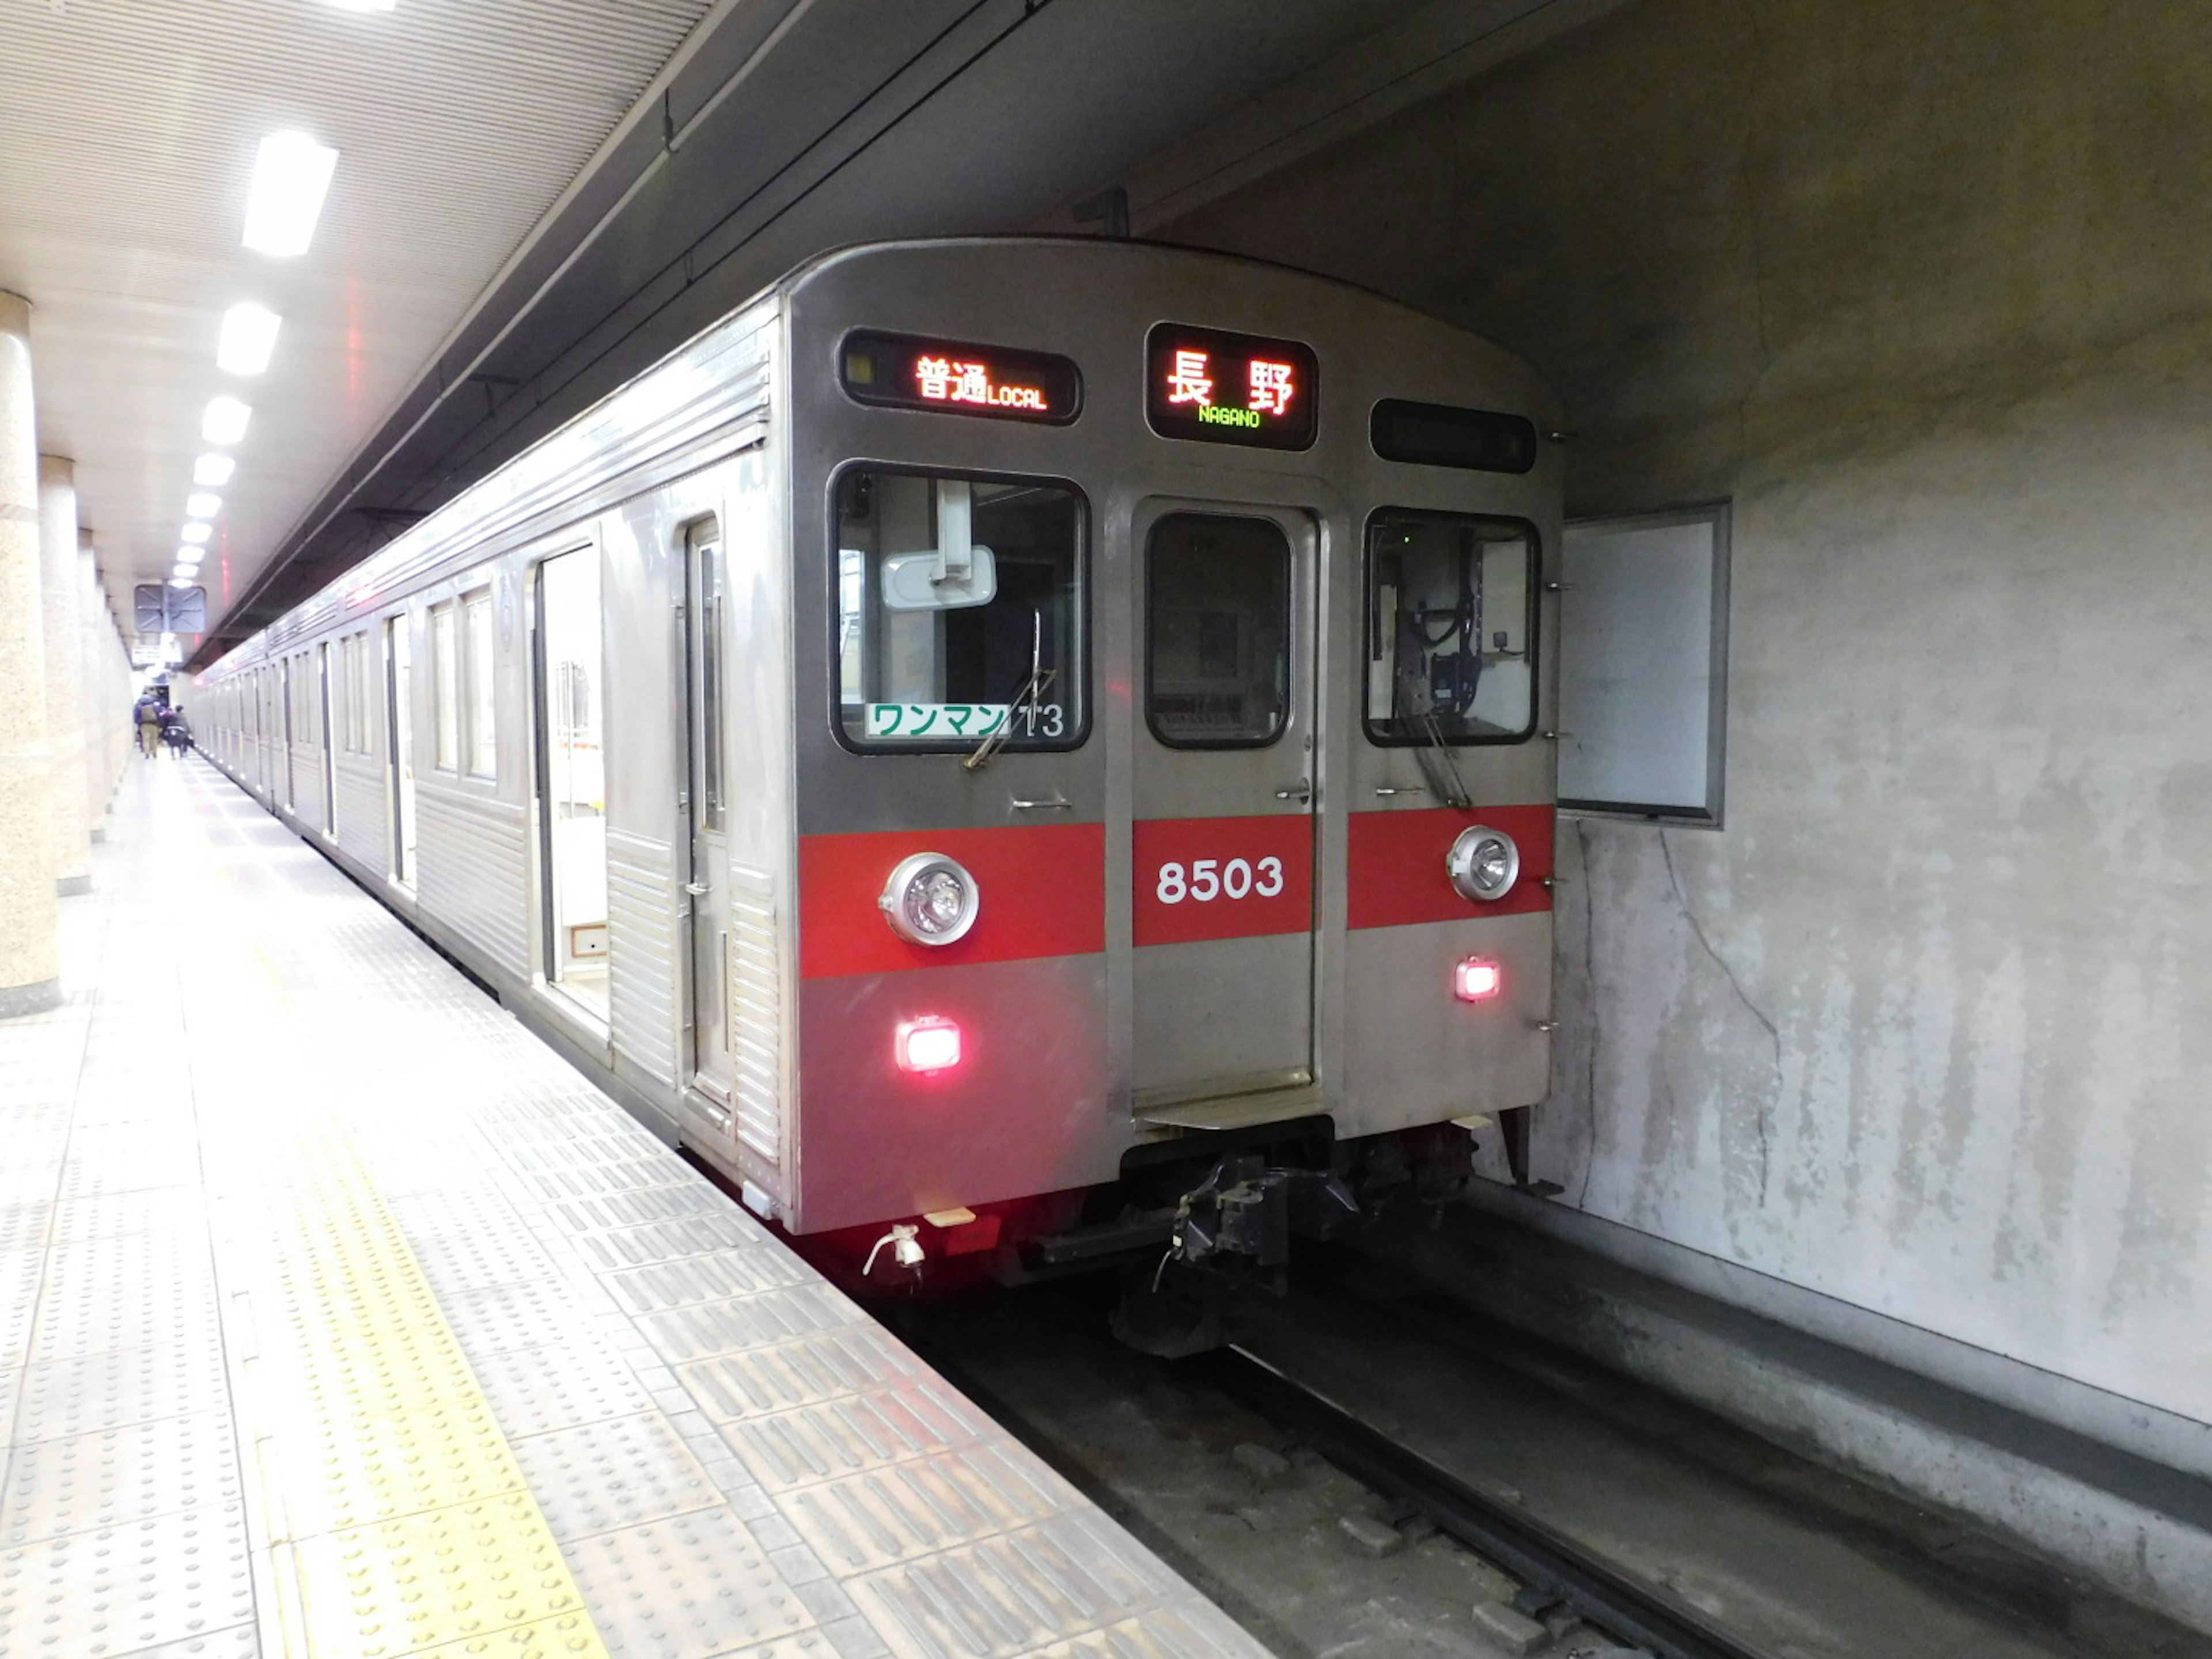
1445 825 1521 903
880 852 981 946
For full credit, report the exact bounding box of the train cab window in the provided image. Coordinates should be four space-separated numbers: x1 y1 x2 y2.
1145 513 1291 748
834 467 1085 751
1364 510 1537 744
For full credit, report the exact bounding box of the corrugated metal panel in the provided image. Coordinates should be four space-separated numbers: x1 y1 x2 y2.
334 755 389 874
726 865 783 1164
607 828 679 1089
0 0 719 646
414 785 528 975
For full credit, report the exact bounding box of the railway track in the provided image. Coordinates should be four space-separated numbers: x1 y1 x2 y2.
1199 1344 1773 1659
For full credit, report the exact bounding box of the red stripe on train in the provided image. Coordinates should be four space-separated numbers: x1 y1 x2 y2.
1346 804 1554 930
798 823 1105 979
1132 814 1314 947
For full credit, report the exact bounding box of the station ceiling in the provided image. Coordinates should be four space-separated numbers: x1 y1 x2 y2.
0 0 1603 671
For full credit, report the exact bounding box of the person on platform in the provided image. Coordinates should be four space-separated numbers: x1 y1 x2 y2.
160 704 191 756
134 691 163 758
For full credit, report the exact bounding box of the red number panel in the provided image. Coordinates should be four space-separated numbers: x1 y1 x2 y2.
1132 815 1314 947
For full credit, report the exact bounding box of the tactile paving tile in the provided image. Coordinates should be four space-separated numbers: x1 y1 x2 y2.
281 1396 532 1536
720 1378 995 1495
1016 1601 1278 1659
464 1344 654 1440
556 1508 814 1659
778 1442 1074 1576
0 1503 255 1659
100 1623 260 1657
2 1203 54 1253
286 1493 590 1659
632 1284 863 1365
51 1191 210 1247
1 1412 243 1547
1 1246 43 1355
677 1328 932 1425
600 1248 820 1316
507 1414 721 1541
14 1340 232 1442
843 1512 1185 1659
568 1214 771 1272
436 1279 619 1359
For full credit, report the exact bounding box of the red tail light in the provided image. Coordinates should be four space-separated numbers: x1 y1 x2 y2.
896 1015 962 1074
1453 957 1502 1002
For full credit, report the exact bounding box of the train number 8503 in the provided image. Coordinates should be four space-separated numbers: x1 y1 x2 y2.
1154 857 1286 905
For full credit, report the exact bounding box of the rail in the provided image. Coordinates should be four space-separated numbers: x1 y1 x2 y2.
1200 1346 1783 1659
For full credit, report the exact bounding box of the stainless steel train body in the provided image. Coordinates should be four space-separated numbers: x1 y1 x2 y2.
195 237 1562 1272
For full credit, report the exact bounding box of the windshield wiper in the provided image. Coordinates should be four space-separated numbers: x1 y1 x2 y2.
964 609 1055 772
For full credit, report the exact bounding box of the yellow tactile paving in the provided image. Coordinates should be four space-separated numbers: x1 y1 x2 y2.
230 1124 612 1659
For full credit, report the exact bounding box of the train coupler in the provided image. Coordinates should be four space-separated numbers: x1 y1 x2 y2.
1170 1153 1359 1274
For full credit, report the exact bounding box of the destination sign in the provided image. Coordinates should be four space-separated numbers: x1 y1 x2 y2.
1145 323 1319 451
840 331 1082 425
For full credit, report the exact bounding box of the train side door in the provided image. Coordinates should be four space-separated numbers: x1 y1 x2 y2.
682 520 738 1109
1131 502 1319 1111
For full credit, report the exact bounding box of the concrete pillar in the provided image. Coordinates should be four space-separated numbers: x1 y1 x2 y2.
0 292 60 1017
39 456 90 893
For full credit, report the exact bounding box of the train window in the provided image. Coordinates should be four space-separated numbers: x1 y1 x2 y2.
431 601 459 769
1363 510 1537 745
1144 513 1291 748
464 587 497 778
834 467 1085 751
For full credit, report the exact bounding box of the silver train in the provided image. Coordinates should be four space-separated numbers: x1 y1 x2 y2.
196 237 1562 1300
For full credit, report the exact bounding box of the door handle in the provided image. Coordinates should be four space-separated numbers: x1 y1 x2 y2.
1010 794 1073 812
684 881 711 897
1273 781 1313 804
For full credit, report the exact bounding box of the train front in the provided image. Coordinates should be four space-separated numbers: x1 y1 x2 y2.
768 238 1562 1302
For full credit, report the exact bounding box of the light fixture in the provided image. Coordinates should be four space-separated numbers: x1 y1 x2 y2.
193 453 236 487
1446 825 1521 903
169 575 196 589
878 852 981 946
242 130 339 257
215 302 281 376
180 522 213 546
202 396 252 445
175 545 202 563
895 1016 963 1075
1453 957 1503 1002
185 492 222 520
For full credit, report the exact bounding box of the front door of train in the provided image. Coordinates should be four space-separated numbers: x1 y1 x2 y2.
1131 501 1319 1114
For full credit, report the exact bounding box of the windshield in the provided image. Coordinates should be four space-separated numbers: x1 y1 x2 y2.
1364 510 1536 745
835 467 1085 751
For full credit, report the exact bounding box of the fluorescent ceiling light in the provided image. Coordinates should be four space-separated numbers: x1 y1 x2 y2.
181 522 213 546
215 302 281 376
202 396 252 445
193 453 236 487
185 492 222 520
242 130 339 257
175 545 201 562
173 564 200 579
169 576 196 589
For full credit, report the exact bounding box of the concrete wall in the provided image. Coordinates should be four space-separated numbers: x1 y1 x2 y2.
1162 0 2212 1432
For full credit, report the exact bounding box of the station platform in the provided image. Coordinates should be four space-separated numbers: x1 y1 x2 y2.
0 757 1263 1659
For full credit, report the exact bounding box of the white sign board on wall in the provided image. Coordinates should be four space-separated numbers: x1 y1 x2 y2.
1558 504 1730 824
